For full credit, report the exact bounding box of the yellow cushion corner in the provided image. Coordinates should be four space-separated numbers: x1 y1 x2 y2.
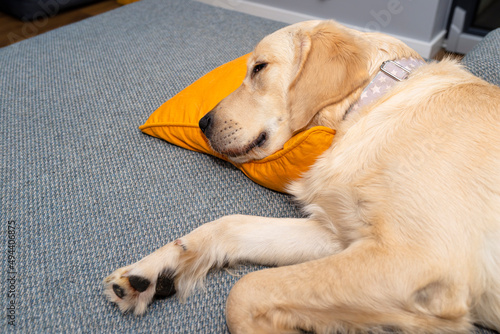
140 54 336 193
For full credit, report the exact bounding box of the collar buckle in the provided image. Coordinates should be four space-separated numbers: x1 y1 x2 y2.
380 60 411 81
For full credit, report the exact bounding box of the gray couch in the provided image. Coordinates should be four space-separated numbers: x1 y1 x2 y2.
1 0 499 332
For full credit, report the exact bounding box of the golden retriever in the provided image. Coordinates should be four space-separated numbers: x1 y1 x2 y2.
104 20 500 333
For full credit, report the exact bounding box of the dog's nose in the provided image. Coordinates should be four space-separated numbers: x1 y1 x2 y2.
199 113 213 136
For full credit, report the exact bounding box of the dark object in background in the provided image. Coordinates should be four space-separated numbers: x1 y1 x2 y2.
0 0 103 21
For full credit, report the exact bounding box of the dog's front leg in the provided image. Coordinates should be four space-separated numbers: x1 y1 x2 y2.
103 215 341 315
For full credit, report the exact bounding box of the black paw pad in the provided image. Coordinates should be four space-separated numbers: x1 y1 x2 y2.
128 275 151 293
154 269 176 299
113 284 126 299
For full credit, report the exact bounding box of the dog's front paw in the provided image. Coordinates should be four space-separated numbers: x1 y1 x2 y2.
103 262 177 315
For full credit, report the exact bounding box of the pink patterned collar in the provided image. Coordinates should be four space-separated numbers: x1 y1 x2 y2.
348 58 426 114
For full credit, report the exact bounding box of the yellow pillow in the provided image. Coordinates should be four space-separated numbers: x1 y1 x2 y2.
139 54 336 193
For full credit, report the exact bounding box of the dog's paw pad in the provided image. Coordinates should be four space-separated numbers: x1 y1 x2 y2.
104 243 183 314
104 267 163 315
112 284 126 299
155 269 176 299
128 275 151 293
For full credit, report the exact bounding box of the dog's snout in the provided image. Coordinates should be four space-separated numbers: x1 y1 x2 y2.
199 113 213 136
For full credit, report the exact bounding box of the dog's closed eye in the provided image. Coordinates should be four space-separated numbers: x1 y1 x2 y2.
251 63 267 78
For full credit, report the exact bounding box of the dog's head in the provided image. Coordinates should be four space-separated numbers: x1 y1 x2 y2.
199 20 372 164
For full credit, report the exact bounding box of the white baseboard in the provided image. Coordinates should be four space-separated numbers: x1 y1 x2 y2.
197 0 444 58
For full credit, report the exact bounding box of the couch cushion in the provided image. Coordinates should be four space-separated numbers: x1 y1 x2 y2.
462 28 500 86
0 0 289 332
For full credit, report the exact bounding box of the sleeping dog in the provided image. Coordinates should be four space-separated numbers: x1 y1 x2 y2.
105 20 500 333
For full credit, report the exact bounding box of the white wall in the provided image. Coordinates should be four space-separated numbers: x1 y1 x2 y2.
198 0 453 58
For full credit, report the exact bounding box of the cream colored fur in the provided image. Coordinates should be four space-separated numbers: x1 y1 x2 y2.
104 20 500 333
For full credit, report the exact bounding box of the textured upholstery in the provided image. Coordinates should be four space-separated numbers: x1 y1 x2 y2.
0 0 498 332
463 28 500 86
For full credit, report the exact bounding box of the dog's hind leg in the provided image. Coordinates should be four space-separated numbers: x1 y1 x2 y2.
226 242 472 334
103 215 342 315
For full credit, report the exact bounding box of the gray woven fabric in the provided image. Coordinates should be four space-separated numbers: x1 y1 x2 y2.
463 28 500 86
1 0 289 332
0 0 498 332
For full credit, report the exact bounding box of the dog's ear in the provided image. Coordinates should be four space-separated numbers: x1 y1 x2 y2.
288 22 370 132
